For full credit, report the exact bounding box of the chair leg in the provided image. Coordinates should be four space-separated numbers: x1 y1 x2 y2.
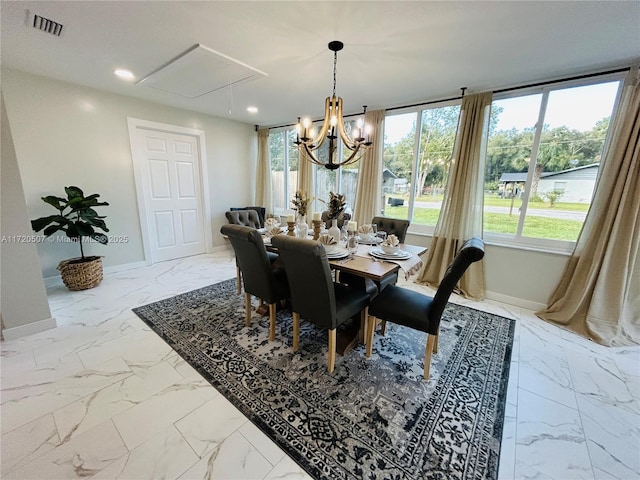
359 308 368 344
236 266 242 294
433 333 439 354
380 320 387 335
424 334 437 380
268 303 277 341
244 292 252 327
292 312 300 352
366 315 376 357
328 328 337 374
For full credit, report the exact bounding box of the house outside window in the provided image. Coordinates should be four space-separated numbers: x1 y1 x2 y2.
484 77 622 250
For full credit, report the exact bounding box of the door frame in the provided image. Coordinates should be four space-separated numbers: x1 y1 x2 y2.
127 117 212 264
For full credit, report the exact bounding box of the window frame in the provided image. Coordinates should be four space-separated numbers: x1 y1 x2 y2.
484 73 625 253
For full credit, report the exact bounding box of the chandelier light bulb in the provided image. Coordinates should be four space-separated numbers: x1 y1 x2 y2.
330 116 338 126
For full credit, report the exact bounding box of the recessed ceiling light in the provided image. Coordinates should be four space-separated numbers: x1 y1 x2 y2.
246 106 258 114
114 69 135 81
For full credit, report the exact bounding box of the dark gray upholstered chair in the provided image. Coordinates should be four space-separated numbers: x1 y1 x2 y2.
230 207 266 228
340 216 411 295
226 209 262 229
372 216 410 243
366 238 485 379
221 224 289 341
225 210 275 294
271 235 370 373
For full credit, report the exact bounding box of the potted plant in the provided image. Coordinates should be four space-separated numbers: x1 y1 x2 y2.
31 186 109 290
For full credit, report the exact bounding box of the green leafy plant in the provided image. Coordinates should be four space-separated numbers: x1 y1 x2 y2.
291 190 311 217
31 186 109 261
542 189 564 207
324 191 346 219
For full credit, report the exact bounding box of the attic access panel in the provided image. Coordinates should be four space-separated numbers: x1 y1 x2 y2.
137 44 267 99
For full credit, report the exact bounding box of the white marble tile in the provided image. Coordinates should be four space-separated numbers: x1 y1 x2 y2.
567 350 639 415
112 378 217 450
1 414 60 475
175 395 248 458
178 430 273 480
166 352 206 381
518 344 577 409
239 421 288 467
1 357 132 434
53 360 183 442
506 360 519 418
579 398 640 479
497 415 516 480
264 455 312 480
515 389 593 480
2 420 127 479
91 424 199 479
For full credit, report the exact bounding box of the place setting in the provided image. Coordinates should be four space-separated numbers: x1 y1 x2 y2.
355 223 383 245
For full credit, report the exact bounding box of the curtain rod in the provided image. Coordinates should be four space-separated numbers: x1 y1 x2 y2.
266 66 630 130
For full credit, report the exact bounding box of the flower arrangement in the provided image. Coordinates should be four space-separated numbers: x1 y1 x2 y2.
326 191 346 220
291 190 310 217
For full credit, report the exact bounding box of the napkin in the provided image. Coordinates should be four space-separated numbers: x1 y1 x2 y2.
383 234 400 247
358 224 374 234
265 217 280 229
318 234 337 245
266 226 283 237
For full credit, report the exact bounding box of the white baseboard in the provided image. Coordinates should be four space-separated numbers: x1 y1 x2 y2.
2 316 57 341
485 290 546 312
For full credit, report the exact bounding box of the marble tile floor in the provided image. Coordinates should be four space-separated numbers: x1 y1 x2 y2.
1 250 639 480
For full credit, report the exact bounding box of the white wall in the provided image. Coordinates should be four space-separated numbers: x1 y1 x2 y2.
2 68 256 277
1 95 55 339
405 232 568 308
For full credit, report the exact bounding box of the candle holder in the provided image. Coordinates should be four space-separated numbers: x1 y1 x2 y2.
312 220 322 240
287 221 296 236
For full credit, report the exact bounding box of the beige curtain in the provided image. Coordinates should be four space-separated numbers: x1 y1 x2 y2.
416 92 492 300
255 128 273 214
537 69 640 346
297 147 314 208
354 109 385 225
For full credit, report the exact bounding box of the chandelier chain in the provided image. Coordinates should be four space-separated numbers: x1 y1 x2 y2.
333 50 337 97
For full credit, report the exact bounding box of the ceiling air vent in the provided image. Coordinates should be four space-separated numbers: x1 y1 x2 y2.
32 13 63 37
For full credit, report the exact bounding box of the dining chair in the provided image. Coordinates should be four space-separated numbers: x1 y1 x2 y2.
220 224 289 341
225 209 271 294
340 216 411 295
271 235 370 374
366 238 485 380
229 206 266 228
371 216 410 243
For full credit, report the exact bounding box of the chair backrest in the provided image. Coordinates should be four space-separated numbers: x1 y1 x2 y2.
226 209 262 229
429 238 485 323
221 224 287 302
371 216 410 243
234 206 266 227
271 235 338 329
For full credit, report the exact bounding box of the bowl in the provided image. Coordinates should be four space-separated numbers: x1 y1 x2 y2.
359 233 372 242
381 244 400 255
323 244 337 254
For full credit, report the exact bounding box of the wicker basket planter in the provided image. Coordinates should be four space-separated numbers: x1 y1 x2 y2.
57 256 103 290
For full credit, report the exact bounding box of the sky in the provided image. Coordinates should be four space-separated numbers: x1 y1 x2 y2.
384 80 621 144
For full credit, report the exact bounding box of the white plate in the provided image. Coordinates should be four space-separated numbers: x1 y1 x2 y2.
357 236 383 245
325 249 350 259
369 248 412 260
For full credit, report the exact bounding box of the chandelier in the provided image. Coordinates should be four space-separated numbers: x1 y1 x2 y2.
294 41 372 170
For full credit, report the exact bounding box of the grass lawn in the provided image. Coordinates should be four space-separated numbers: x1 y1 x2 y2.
384 205 582 241
411 194 590 212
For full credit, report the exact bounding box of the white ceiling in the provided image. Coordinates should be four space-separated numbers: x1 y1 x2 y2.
2 1 639 127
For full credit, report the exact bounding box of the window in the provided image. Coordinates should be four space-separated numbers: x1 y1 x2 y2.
484 79 622 248
269 125 360 215
382 102 460 230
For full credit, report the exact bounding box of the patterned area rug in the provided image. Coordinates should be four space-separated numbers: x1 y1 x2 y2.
133 279 515 480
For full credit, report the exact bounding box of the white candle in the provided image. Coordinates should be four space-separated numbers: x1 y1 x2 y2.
312 212 321 221
347 221 357 232
287 214 295 222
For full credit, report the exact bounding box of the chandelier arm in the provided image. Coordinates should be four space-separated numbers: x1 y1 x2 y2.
335 97 356 146
340 144 363 165
302 143 325 166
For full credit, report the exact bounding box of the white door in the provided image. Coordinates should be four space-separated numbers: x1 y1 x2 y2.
132 126 206 263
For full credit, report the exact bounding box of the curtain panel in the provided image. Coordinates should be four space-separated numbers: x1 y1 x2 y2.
297 147 314 213
255 128 273 214
417 92 492 300
354 109 385 226
537 69 640 346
